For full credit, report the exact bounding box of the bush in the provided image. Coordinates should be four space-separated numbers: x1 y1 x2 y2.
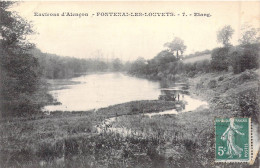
238 70 258 82
230 43 259 74
195 60 211 73
218 76 224 81
208 80 217 89
238 89 259 123
187 71 196 77
211 47 230 71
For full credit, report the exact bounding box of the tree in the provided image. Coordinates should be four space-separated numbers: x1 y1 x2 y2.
129 57 147 75
0 2 41 117
164 37 187 59
154 50 177 64
230 44 259 74
239 25 260 45
112 58 123 71
211 47 230 71
217 25 234 47
153 50 177 74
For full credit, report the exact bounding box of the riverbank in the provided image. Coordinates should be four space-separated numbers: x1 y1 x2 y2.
97 69 259 167
0 69 259 168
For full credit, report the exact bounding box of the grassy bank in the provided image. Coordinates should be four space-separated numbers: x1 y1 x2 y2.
107 69 259 167
0 100 184 168
0 69 259 168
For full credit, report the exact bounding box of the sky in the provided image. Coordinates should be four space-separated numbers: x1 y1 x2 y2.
11 1 260 61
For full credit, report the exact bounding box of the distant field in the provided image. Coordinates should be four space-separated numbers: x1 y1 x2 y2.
182 54 211 64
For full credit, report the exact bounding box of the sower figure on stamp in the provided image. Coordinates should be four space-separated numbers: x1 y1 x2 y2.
221 118 245 158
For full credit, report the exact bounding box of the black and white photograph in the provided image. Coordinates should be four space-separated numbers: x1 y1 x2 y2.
0 1 259 167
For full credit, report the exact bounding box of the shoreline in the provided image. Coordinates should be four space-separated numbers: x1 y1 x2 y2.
47 99 185 119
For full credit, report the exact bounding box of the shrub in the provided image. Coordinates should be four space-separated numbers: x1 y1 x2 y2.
238 89 259 123
218 76 224 81
211 47 230 71
187 71 196 77
208 80 217 89
199 60 211 73
238 70 258 82
230 43 259 74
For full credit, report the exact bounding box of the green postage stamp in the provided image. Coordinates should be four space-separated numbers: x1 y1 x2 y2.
215 118 252 163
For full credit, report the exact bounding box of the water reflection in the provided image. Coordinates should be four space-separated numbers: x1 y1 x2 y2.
158 81 189 101
44 73 161 111
146 82 208 117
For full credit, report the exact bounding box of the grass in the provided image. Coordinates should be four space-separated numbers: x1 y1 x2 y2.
182 54 211 64
0 69 259 168
0 100 184 168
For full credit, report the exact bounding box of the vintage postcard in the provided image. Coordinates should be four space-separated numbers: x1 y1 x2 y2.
0 1 259 168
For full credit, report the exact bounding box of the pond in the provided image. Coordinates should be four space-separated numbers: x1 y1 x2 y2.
44 72 161 111
44 72 208 112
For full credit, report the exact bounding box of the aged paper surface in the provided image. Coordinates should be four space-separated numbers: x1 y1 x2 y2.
0 1 259 168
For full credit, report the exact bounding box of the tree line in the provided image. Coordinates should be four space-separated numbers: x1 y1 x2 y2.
211 25 259 74
127 25 260 79
31 48 124 79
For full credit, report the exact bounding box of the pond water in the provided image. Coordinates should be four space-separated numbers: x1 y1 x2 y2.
44 72 208 112
44 72 161 111
145 93 208 117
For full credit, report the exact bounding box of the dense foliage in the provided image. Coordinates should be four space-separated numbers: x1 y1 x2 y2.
127 47 212 79
127 25 259 79
128 50 182 80
230 43 260 74
32 48 124 79
210 47 230 71
0 2 43 117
